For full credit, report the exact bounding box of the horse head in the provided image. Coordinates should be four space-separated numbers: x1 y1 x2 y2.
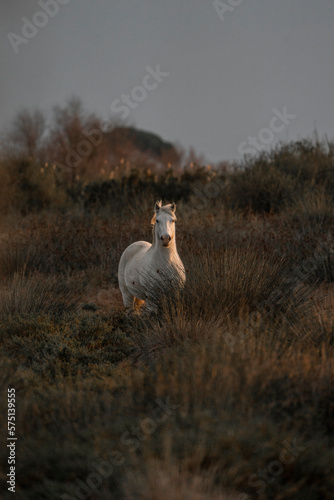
152 200 177 248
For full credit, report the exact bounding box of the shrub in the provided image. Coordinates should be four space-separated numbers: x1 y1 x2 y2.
83 169 195 212
225 140 334 214
0 158 69 214
225 160 296 213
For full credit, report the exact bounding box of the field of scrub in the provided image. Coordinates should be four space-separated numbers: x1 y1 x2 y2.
0 128 334 499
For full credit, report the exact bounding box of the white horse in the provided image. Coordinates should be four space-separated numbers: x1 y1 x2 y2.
118 200 186 313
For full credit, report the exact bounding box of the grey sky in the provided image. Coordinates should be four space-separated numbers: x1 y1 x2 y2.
1 0 334 162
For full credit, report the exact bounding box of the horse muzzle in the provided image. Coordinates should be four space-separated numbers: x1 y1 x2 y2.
161 235 171 247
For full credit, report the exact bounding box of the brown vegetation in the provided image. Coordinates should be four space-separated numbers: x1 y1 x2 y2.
0 103 333 499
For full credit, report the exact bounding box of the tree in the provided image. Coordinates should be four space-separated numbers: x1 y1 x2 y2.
48 96 107 185
5 108 46 159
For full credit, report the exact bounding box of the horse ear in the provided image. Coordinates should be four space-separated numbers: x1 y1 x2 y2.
171 202 176 213
155 200 162 213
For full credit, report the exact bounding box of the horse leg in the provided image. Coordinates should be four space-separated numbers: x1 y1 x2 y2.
134 297 145 312
121 289 135 310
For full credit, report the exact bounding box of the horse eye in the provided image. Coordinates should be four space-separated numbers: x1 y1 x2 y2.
156 220 159 224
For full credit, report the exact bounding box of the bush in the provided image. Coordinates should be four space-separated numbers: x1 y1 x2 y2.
83 169 196 212
224 140 334 214
226 162 296 213
0 158 69 214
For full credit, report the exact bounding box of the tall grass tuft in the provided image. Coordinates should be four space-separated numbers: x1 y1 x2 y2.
0 274 83 318
129 246 313 363
0 241 44 279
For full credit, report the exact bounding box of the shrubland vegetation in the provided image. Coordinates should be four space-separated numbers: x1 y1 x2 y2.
0 99 333 499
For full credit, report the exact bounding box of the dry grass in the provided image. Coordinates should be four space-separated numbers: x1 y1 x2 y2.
0 274 84 318
128 245 314 364
0 320 333 499
122 461 240 500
